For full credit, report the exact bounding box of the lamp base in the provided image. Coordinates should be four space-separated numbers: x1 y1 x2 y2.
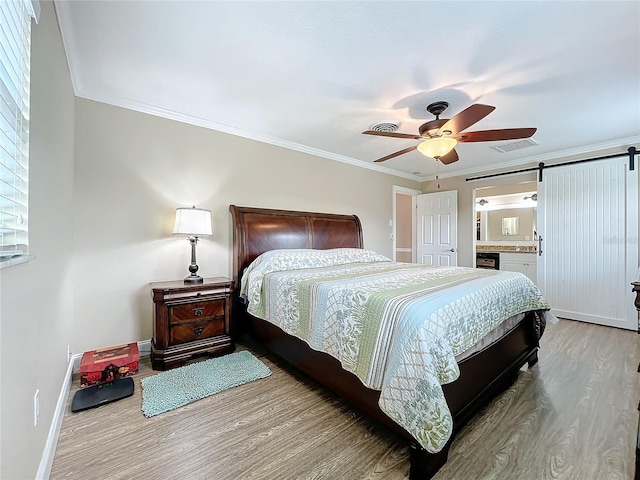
184 275 204 284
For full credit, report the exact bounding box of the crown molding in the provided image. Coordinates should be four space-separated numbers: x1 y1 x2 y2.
77 89 424 182
68 85 638 186
53 0 82 95
426 135 640 183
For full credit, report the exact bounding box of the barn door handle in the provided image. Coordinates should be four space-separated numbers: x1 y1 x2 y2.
538 236 543 256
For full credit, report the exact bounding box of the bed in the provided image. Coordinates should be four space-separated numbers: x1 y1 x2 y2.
229 204 549 479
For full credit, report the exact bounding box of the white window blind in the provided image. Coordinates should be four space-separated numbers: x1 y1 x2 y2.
0 0 35 262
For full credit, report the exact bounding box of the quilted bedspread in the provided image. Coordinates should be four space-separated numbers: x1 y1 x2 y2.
241 249 550 453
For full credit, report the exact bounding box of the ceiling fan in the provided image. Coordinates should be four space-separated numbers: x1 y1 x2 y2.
362 101 537 165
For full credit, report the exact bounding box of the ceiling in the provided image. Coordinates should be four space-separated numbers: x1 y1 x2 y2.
54 1 640 181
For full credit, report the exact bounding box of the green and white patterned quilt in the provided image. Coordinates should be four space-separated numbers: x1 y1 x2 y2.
241 248 550 453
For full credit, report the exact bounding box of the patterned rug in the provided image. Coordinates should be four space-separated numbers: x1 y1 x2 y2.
141 350 272 417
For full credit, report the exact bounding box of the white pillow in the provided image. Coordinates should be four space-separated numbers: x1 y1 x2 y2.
240 248 390 304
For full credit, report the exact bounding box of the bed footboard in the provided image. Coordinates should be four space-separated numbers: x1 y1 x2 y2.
241 309 539 480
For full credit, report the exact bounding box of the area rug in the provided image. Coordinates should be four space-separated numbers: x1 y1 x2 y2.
141 350 272 417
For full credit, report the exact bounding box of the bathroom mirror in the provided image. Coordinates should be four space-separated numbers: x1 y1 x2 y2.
501 217 520 235
475 185 537 242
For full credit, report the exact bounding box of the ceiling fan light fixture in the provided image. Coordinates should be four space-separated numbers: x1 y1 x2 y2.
416 137 457 159
363 102 535 165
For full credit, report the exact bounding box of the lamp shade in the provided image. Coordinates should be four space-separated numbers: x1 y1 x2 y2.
416 137 457 158
172 207 212 236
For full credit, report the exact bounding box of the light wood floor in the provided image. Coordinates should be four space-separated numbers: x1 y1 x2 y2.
50 319 639 480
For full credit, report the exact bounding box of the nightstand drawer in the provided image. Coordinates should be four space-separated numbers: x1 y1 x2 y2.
151 276 234 370
170 318 226 344
169 299 225 325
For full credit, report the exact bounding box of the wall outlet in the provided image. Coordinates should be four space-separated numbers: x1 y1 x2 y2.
33 389 40 427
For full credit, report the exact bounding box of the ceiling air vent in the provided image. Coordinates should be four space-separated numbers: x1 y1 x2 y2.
369 121 400 133
490 138 538 153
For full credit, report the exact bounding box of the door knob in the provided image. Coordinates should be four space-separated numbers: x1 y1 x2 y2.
449 249 455 252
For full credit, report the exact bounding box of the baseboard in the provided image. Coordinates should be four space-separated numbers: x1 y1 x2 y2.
34 350 79 480
138 339 152 357
36 339 152 480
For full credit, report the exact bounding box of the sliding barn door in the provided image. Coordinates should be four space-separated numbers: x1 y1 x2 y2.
538 157 638 330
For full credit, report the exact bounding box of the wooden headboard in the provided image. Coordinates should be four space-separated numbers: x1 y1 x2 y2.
229 205 363 291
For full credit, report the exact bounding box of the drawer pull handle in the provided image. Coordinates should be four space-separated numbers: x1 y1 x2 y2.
193 327 204 336
192 307 204 316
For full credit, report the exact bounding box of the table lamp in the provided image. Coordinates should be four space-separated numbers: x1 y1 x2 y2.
173 206 212 283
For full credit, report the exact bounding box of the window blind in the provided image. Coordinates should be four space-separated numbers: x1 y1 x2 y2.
0 0 34 261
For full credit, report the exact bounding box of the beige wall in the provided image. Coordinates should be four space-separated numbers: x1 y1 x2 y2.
486 207 535 241
72 99 420 353
0 1 76 478
395 193 413 262
0 4 421 476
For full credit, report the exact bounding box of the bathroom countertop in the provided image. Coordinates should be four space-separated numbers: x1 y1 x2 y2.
476 245 537 253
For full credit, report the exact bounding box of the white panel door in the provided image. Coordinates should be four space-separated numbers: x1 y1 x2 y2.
538 156 638 329
416 190 458 266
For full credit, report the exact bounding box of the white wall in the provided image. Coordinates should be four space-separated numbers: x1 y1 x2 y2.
0 1 76 478
72 98 420 354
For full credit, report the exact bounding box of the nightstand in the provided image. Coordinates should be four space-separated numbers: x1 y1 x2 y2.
150 277 234 370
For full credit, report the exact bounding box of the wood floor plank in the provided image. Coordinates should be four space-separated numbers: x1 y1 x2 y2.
50 319 639 479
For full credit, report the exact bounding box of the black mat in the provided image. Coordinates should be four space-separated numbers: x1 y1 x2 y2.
71 377 134 412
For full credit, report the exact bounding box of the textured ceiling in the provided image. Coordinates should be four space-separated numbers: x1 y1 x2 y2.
54 1 640 181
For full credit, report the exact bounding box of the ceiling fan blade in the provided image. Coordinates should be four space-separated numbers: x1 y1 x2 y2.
373 145 418 163
455 128 537 143
362 130 421 140
440 104 495 135
438 148 459 165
